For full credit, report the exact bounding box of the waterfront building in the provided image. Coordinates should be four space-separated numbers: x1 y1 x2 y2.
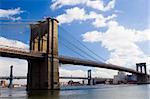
113 71 127 84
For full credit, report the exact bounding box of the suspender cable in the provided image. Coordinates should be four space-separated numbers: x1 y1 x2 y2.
59 26 108 63
59 35 100 62
59 41 87 59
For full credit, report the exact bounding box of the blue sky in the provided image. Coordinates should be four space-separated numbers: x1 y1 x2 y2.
0 0 149 80
0 0 149 58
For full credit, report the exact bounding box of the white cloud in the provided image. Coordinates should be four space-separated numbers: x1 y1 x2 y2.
135 29 150 42
87 0 116 11
0 8 23 21
51 0 116 11
82 31 102 42
56 7 87 24
56 7 116 28
82 21 150 72
86 0 105 11
0 36 29 50
91 13 116 28
51 0 86 9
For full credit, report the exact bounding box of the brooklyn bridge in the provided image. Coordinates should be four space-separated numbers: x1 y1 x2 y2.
0 18 149 90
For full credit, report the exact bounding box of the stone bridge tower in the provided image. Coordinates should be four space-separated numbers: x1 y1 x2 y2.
27 18 59 90
136 63 147 74
136 63 149 84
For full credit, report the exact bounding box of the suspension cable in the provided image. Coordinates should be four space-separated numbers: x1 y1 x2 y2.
59 26 108 63
59 41 87 59
59 35 100 61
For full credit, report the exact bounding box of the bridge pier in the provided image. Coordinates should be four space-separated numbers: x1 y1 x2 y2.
8 65 13 88
136 63 150 84
87 70 91 85
27 18 59 90
136 74 150 84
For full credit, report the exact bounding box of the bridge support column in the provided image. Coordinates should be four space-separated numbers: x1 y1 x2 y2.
27 18 59 90
136 63 149 84
136 74 150 84
8 65 13 88
136 63 147 74
87 70 91 85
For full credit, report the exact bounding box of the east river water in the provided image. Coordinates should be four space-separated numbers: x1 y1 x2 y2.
0 84 150 99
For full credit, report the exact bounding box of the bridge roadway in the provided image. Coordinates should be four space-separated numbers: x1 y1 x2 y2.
0 47 44 60
59 56 145 75
0 47 146 75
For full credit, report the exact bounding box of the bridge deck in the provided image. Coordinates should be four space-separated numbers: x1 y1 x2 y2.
0 47 44 60
0 48 147 75
59 56 146 75
0 76 27 79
